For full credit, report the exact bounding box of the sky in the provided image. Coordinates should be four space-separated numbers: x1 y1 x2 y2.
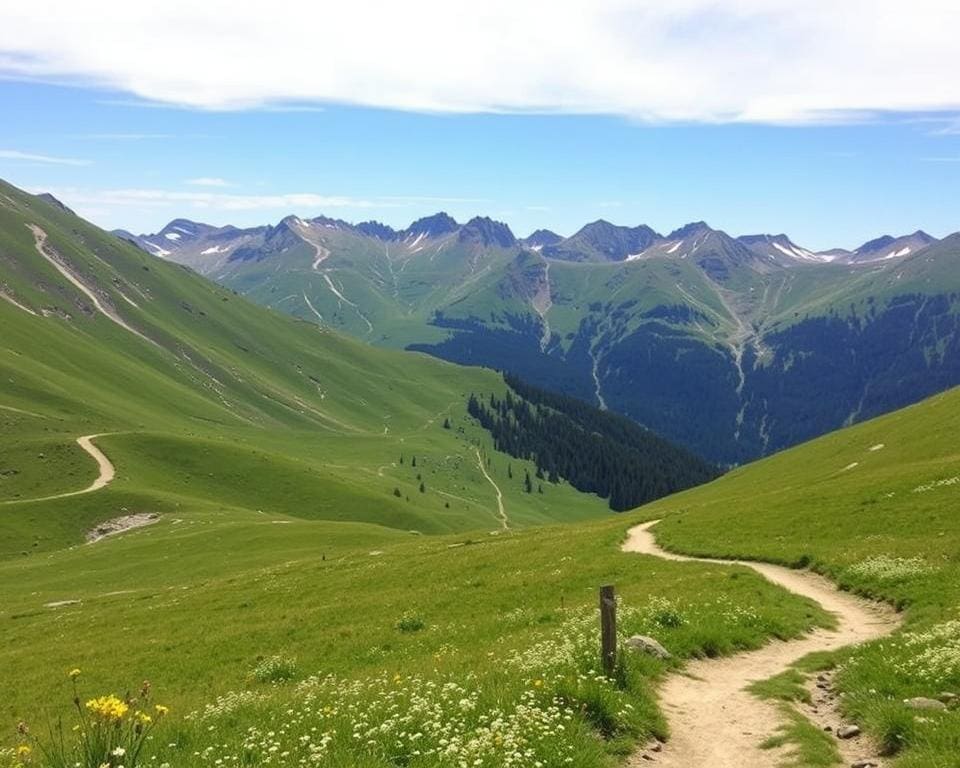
1 1 959 250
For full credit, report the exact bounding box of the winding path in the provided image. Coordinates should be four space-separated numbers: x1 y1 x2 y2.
1 434 115 505
28 224 155 345
475 448 508 530
623 521 899 768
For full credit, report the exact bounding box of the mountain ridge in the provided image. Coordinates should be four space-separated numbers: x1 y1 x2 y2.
117 209 948 272
108 202 960 466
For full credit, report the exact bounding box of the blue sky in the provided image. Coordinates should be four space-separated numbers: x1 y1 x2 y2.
1 1 959 250
2 81 958 250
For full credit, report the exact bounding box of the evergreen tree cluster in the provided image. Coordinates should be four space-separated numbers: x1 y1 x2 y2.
467 374 720 511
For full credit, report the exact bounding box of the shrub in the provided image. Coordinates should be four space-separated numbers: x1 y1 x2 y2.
395 612 425 633
252 655 299 683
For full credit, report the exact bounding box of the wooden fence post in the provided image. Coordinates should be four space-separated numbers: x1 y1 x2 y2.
600 584 617 678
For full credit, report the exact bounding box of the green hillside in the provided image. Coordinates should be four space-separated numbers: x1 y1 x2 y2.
0 180 833 768
0 178 615 559
642 386 960 767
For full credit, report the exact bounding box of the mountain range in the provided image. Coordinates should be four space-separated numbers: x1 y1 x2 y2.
114 209 960 466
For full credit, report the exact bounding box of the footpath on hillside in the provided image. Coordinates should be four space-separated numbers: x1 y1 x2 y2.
623 520 900 768
0 434 115 505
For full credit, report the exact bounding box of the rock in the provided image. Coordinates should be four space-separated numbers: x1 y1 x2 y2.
624 635 672 659
649 742 663 753
904 697 947 711
851 761 877 768
837 724 861 739
938 691 957 705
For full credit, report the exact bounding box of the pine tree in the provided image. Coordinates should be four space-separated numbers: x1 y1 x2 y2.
443 417 451 429
412 456 417 467
538 483 544 494
419 481 426 493
393 487 402 497
507 464 513 479
524 470 532 494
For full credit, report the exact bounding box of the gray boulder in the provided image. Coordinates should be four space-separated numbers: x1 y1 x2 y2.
625 635 672 659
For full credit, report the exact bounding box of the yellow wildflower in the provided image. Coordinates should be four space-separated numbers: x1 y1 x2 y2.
533 679 544 687
135 710 152 725
85 695 128 722
68 668 81 680
154 704 169 717
16 746 31 758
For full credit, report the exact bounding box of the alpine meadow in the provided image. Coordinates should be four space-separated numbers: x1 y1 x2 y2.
2 4 960 768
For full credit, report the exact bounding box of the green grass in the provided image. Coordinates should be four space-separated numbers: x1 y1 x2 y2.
642 386 960 767
0 512 829 766
759 705 842 768
0 179 611 559
0 180 836 766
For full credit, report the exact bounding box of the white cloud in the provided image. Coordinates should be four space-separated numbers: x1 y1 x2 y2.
75 133 174 140
0 149 91 166
0 1 959 123
30 185 496 231
186 177 231 187
39 187 376 211
33 186 486 214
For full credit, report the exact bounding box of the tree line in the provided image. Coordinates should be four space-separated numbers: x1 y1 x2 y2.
468 374 719 511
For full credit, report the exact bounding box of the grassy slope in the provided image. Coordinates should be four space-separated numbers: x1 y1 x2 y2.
642 386 960 766
0 510 829 760
0 182 832 766
0 180 610 557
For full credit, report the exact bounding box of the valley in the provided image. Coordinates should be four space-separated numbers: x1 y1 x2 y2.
2 180 959 768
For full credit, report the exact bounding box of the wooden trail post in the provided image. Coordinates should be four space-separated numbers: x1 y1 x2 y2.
600 584 617 678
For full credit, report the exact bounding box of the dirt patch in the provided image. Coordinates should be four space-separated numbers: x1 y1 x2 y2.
86 513 160 543
44 599 81 608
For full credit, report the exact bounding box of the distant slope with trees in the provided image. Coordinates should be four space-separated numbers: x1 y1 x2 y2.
468 373 719 510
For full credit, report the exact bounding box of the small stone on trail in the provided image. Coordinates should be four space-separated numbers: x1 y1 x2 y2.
625 635 672 659
837 724 861 739
851 761 877 768
938 691 957 705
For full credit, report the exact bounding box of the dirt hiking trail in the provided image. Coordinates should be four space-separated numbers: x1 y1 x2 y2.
1 434 115 505
623 520 900 768
475 448 508 531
